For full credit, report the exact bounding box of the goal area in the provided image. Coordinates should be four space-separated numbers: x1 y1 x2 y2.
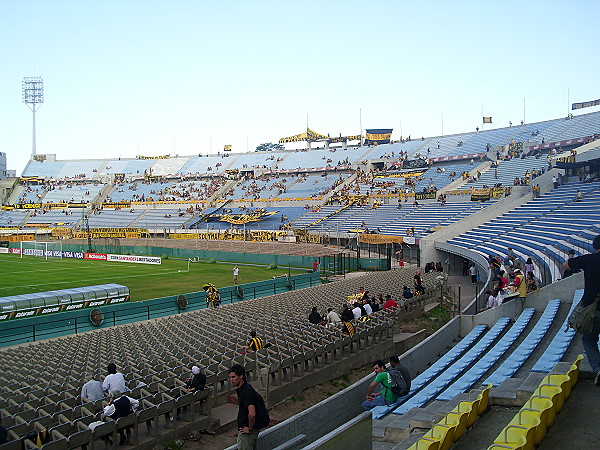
20 241 63 260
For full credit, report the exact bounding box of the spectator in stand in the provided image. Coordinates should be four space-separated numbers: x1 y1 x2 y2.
103 389 139 445
341 320 355 336
525 257 535 277
504 247 516 265
351 303 363 319
363 299 373 315
341 304 354 322
371 298 380 313
183 365 207 393
511 256 524 277
563 235 600 384
389 355 411 395
102 363 129 394
229 364 270 449
485 290 498 309
81 373 105 401
326 307 341 327
469 263 478 284
511 269 527 302
383 295 398 309
308 307 322 325
414 271 424 295
444 256 451 273
402 286 413 299
497 270 508 290
245 331 267 352
361 360 398 410
526 271 538 292
562 250 579 278
489 255 501 279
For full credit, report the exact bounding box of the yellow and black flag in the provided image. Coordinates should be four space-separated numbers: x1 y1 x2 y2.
483 117 492 124
364 129 393 145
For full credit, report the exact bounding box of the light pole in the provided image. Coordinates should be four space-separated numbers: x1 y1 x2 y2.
22 76 44 156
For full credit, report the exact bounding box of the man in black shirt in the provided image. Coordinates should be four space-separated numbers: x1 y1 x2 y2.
104 389 139 445
564 234 600 384
229 364 269 449
340 304 354 322
308 307 322 325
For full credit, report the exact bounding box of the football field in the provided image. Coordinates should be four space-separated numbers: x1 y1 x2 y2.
0 253 292 301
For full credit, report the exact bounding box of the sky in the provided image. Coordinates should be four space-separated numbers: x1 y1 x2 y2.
1 0 599 176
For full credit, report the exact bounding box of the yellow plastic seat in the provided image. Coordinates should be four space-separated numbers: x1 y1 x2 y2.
569 355 583 385
422 424 453 450
441 409 468 441
566 364 578 389
452 398 479 427
544 373 571 399
525 395 555 427
475 384 492 415
493 424 535 450
407 436 440 450
509 408 545 445
487 435 528 449
535 383 564 412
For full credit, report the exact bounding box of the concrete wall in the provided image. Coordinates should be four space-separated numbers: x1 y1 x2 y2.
458 271 584 336
230 373 367 450
522 271 583 309
305 412 372 450
435 242 491 314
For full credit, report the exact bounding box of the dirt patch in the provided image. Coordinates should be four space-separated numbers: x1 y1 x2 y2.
402 304 453 336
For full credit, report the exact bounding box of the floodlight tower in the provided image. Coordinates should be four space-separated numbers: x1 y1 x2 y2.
22 76 44 155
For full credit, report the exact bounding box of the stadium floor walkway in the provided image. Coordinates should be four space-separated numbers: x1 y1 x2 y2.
538 376 600 448
446 376 600 449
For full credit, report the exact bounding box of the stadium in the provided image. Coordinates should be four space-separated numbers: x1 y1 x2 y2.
1 102 600 450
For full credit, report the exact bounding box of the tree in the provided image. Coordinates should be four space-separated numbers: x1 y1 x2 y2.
255 142 285 152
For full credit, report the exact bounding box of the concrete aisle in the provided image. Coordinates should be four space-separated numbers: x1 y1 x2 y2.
538 377 600 449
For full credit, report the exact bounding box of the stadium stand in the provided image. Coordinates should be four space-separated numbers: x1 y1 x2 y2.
41 183 105 204
0 209 29 227
449 183 600 283
0 269 443 449
2 109 599 448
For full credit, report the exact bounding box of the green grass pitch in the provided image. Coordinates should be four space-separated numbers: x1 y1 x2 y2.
0 253 293 301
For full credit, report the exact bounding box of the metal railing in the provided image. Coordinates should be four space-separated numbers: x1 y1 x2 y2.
0 274 319 348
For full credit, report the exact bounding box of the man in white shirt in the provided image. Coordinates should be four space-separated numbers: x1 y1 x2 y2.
102 363 129 394
326 308 341 325
352 303 362 320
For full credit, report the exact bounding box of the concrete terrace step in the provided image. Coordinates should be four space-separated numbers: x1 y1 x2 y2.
211 402 240 432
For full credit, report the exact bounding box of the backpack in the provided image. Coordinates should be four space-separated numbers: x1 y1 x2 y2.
567 294 600 335
387 367 410 397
